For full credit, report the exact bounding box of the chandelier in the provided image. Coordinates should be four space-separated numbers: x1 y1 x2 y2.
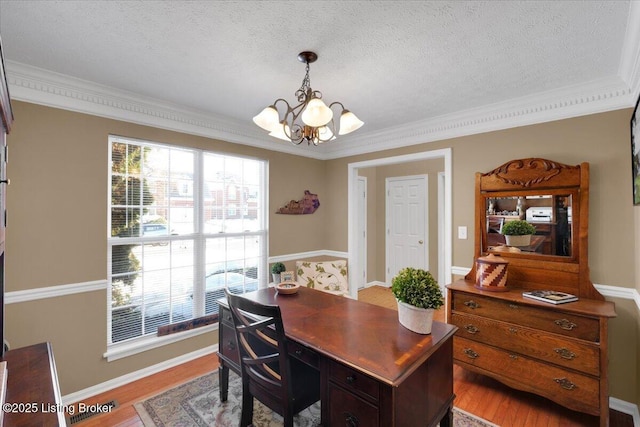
252 51 364 146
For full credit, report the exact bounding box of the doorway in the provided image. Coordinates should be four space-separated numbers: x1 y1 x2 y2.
347 148 452 299
356 176 367 289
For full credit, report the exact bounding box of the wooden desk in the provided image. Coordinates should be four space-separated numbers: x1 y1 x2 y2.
486 233 545 253
218 287 457 427
1 342 66 426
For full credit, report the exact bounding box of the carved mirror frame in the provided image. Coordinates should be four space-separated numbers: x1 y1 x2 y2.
466 158 603 300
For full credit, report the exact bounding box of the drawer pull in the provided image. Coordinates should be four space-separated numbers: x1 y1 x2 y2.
295 349 303 356
227 341 236 350
554 377 576 390
345 413 359 427
509 354 518 360
554 348 576 360
508 304 519 309
464 300 479 309
554 319 577 331
346 375 356 384
464 324 479 334
509 327 518 334
463 348 479 359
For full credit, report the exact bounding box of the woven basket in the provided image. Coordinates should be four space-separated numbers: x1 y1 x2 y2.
475 253 509 292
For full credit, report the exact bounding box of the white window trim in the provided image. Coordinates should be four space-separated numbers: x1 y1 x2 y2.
103 323 219 361
106 135 268 359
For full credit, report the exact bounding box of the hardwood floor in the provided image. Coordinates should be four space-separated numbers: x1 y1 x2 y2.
72 286 633 427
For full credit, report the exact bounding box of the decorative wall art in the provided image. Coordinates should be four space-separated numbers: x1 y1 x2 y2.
276 190 320 214
632 92 640 205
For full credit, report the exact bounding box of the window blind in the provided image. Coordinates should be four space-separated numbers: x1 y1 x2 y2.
108 136 267 344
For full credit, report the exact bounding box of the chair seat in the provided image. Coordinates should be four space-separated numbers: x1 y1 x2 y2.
251 357 320 417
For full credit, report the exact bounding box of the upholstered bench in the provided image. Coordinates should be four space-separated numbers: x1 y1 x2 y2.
295 260 349 297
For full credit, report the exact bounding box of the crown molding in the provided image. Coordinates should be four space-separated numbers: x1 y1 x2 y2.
323 76 634 159
5 61 326 160
6 59 638 161
619 0 640 101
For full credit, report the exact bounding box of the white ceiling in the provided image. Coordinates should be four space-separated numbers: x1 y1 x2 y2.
1 1 639 159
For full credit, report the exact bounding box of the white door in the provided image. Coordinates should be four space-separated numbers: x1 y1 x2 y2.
386 175 428 283
357 177 367 289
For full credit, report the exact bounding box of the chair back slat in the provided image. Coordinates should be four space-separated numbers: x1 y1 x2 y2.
226 290 291 397
225 289 320 427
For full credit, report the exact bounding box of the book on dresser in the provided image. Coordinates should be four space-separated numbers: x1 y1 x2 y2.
522 290 578 304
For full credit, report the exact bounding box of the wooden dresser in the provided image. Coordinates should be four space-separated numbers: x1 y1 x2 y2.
447 158 616 427
448 281 615 420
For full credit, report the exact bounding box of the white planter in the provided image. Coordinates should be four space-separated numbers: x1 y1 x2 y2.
505 234 532 247
396 300 435 334
272 273 282 284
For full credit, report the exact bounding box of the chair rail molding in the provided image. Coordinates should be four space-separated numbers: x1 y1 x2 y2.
5 279 107 304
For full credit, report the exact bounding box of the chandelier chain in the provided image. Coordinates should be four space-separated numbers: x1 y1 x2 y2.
296 62 313 103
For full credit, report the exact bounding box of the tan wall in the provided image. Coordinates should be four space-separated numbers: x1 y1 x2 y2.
325 109 638 403
5 101 328 394
4 101 639 406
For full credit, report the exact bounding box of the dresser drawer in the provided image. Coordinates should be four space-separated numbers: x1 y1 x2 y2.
218 322 240 368
454 336 599 415
219 305 234 326
451 313 599 376
328 360 379 402
328 382 379 427
287 340 319 369
451 293 600 342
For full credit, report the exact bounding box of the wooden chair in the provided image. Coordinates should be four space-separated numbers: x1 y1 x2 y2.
487 216 505 233
225 289 320 427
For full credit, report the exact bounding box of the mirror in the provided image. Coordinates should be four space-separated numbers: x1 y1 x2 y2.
468 158 602 300
484 194 573 257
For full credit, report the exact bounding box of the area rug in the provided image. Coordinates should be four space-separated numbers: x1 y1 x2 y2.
135 371 498 427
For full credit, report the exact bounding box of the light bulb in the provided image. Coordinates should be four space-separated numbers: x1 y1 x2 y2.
252 105 280 132
338 110 364 135
268 121 292 141
317 126 336 142
301 98 333 127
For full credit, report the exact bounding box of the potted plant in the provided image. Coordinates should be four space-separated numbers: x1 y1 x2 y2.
501 219 536 247
391 267 444 334
270 262 286 284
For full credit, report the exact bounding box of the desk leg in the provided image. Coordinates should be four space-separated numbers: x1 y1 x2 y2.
219 364 229 402
439 405 453 427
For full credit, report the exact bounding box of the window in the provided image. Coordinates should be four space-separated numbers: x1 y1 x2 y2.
108 136 267 345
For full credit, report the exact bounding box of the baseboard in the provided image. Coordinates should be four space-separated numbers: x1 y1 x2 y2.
610 397 640 426
62 345 218 405
364 281 388 288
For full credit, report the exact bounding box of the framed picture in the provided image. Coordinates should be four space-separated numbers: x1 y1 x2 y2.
632 91 640 205
280 271 295 282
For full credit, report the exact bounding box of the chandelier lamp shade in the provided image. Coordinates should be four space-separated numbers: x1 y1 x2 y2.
253 51 364 146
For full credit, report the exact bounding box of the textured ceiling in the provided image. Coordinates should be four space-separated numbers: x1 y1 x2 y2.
0 1 638 157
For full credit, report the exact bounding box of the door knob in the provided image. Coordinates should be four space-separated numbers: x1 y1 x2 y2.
418 240 424 244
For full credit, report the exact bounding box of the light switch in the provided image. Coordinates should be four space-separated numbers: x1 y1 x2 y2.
458 226 468 239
